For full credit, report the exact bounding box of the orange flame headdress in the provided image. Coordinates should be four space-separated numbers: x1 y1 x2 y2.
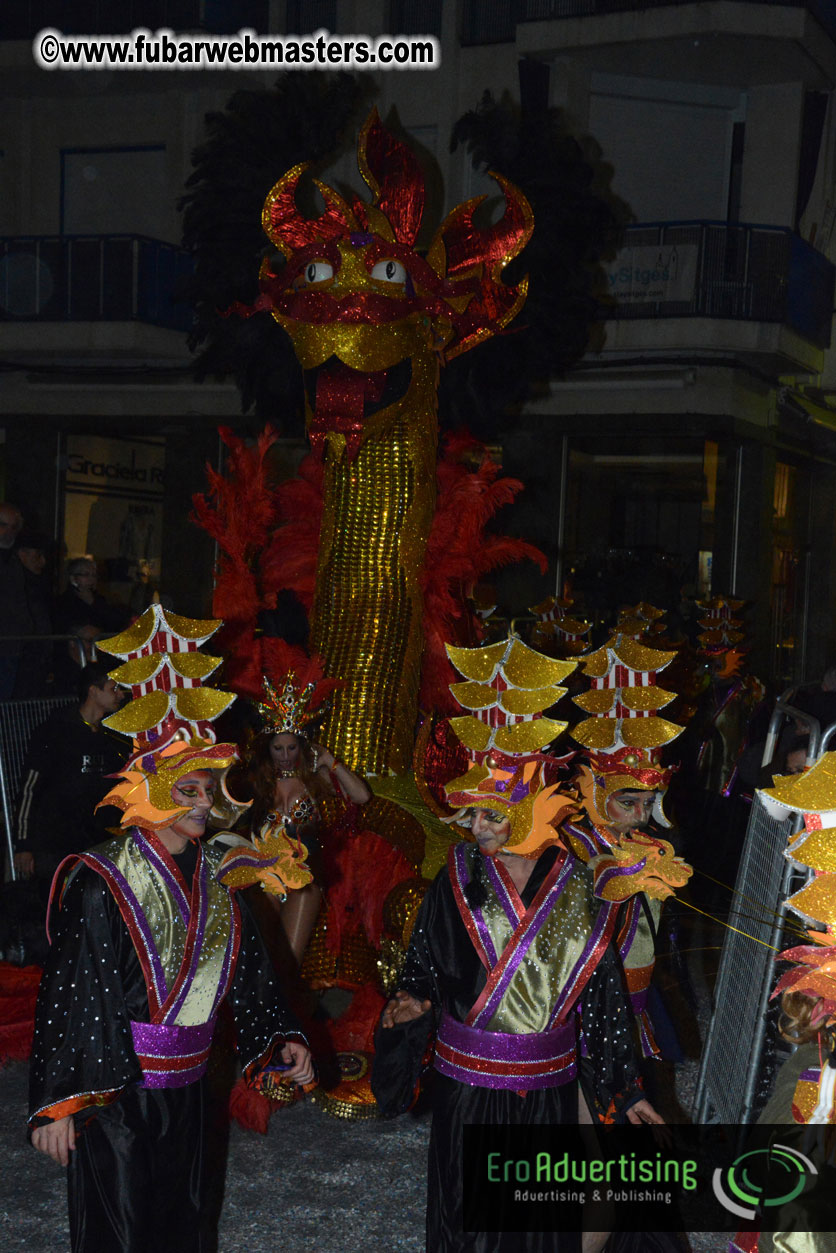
96 604 244 832
441 635 577 858
570 633 683 829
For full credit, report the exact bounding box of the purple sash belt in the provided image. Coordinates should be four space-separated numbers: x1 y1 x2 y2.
130 1018 217 1089
434 1013 577 1090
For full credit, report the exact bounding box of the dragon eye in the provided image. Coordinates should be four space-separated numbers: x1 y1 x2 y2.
370 259 407 283
302 261 333 285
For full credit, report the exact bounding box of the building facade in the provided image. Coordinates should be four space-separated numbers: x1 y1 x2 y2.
2 0 835 679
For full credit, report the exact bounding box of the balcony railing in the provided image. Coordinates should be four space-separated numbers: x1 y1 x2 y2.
388 0 444 38
604 222 834 350
0 1 269 40
461 0 836 45
0 235 194 332
285 0 337 32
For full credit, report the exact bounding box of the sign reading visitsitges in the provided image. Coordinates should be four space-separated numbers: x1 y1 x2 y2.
605 243 698 305
462 1124 835 1234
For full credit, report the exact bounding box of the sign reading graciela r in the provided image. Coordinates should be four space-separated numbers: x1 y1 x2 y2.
605 243 698 305
462 1124 835 1235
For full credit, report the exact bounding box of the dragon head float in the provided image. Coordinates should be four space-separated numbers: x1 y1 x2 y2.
258 108 533 461
245 110 536 776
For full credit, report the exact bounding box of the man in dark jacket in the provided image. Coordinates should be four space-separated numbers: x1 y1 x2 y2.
13 662 128 888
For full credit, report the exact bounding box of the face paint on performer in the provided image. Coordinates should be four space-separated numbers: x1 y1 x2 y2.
604 788 658 836
169 770 217 842
471 807 512 858
270 733 301 772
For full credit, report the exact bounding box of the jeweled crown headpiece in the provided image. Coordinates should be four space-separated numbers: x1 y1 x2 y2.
442 635 577 857
255 640 344 739
257 672 320 736
96 603 243 832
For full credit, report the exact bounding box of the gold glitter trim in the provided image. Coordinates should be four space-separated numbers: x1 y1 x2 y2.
493 718 567 753
449 680 500 710
109 652 221 686
446 640 509 683
786 880 836 930
105 691 170 734
761 753 836 813
572 716 682 750
99 606 221 657
788 828 836 873
169 653 222 680
174 689 234 723
448 715 492 752
582 639 677 677
503 639 576 688
500 685 569 716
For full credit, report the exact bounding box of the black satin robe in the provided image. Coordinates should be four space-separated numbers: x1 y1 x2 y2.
372 846 684 1253
29 850 305 1253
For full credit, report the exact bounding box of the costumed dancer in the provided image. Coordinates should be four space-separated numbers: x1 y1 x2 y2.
727 753 836 1252
28 603 313 1253
372 635 667 1253
239 644 371 968
693 596 766 799
561 630 692 1060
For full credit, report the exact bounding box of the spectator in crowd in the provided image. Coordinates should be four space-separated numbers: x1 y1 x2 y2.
0 503 27 699
13 530 54 699
13 662 128 893
754 733 811 789
53 555 129 637
49 620 103 697
786 664 836 733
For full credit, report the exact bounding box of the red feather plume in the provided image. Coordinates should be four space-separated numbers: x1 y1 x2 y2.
420 433 546 713
192 426 543 715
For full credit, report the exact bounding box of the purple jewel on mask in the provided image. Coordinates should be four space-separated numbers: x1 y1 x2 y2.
495 780 508 792
350 232 374 247
142 754 158 774
510 779 530 804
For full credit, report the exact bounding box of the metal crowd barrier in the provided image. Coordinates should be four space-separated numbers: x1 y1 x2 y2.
693 700 836 1123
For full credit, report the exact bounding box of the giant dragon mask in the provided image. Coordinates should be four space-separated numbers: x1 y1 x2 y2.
259 109 533 460
253 111 533 776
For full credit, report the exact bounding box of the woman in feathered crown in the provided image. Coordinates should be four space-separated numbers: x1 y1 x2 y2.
241 641 371 967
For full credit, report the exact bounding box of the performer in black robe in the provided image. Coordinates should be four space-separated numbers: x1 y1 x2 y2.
373 839 649 1253
29 838 308 1252
28 604 314 1253
372 636 681 1253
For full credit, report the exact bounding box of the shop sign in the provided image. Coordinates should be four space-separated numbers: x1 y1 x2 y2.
606 243 698 304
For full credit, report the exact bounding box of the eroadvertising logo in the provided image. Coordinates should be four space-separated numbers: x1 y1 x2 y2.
712 1143 818 1221
463 1125 832 1235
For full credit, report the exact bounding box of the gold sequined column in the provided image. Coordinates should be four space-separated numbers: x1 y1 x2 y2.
310 396 437 775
